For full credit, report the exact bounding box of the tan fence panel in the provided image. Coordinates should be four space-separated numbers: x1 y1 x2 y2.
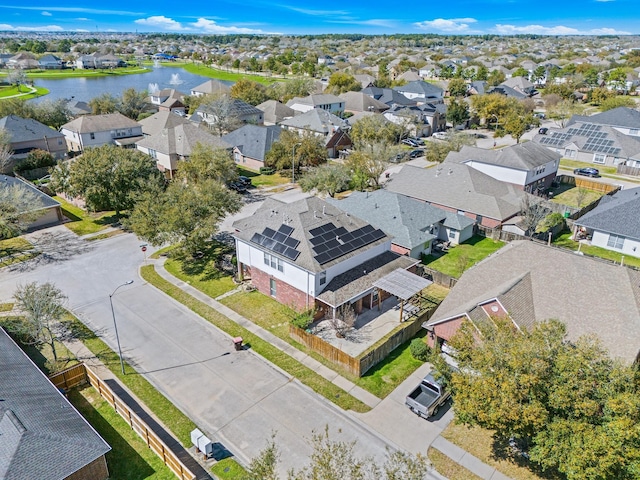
290 325 360 376
420 267 458 288
48 363 88 390
574 177 619 194
617 165 640 176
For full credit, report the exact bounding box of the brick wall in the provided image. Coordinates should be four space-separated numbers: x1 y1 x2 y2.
251 267 309 311
64 455 109 480
428 315 466 348
391 244 410 256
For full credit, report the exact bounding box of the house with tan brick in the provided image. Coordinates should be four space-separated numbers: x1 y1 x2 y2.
232 196 418 318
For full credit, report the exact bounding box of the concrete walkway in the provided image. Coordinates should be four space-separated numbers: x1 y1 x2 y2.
152 257 381 409
153 258 515 480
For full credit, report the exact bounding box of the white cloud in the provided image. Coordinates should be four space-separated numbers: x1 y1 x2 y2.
283 6 349 16
76 17 90 21
135 15 187 30
595 0 615 2
0 5 143 15
328 17 396 28
495 23 630 35
190 17 280 34
414 18 477 33
0 23 64 31
41 11 52 16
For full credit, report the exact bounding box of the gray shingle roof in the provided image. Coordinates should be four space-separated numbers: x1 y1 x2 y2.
0 115 64 143
256 100 295 124
61 112 140 133
0 175 60 212
487 85 527 99
393 80 444 98
279 108 348 133
568 107 640 130
327 190 451 250
385 164 526 222
445 143 561 171
222 124 281 162
137 123 230 156
138 111 191 136
286 93 344 108
427 241 640 364
361 87 416 107
575 187 640 241
233 196 391 273
191 79 230 95
0 329 111 480
338 91 389 113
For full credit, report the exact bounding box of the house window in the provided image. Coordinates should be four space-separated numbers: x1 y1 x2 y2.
264 252 269 265
475 214 483 223
319 271 326 285
90 133 95 140
448 230 456 239
264 253 284 272
564 149 576 158
148 149 157 159
58 139 63 145
607 234 625 250
593 153 606 164
270 278 277 297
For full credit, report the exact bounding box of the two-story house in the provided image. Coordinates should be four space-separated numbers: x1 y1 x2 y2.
393 81 444 105
286 94 345 115
60 113 143 153
233 196 417 317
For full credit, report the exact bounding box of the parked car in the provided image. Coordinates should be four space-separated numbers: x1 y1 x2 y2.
405 371 450 419
228 181 247 193
432 131 448 140
238 175 252 187
401 138 420 147
390 152 408 163
538 127 548 135
409 136 425 145
573 167 600 178
409 149 424 159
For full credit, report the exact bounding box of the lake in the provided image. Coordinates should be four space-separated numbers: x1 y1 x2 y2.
31 65 231 103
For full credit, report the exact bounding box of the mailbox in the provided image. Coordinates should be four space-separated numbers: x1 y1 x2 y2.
190 428 214 457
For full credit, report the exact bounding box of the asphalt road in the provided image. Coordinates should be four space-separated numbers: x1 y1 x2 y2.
0 228 399 475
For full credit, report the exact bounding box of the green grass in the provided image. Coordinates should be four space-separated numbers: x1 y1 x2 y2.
559 159 617 176
69 386 176 480
220 290 292 337
169 61 282 85
423 236 505 278
141 265 370 412
0 66 151 79
164 242 237 299
61 314 199 447
0 302 14 312
550 186 602 208
0 236 33 256
238 166 291 188
210 458 249 479
356 334 425 397
0 85 49 99
428 448 483 480
54 196 120 236
553 233 640 268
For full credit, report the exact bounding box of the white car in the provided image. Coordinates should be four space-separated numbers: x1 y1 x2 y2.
432 131 448 140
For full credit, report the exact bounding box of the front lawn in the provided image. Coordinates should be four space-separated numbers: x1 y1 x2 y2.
0 237 39 266
559 159 617 176
237 166 291 188
441 423 560 480
553 233 640 268
428 448 482 480
423 236 505 278
69 386 176 480
210 458 248 479
164 242 236 299
54 196 120 236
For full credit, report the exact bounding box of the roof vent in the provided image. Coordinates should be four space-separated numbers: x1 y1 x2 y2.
322 205 326 215
313 210 318 218
448 169 453 175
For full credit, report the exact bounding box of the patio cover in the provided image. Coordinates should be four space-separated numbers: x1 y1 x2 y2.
114 135 144 146
373 268 432 300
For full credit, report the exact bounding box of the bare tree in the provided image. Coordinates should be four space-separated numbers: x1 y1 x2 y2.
0 181 44 239
0 128 13 174
520 195 549 237
329 305 357 338
575 187 590 209
199 93 242 136
11 282 68 369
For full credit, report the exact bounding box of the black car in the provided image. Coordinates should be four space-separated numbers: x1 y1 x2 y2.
538 127 548 135
573 167 600 178
409 149 424 159
238 175 252 187
229 181 247 193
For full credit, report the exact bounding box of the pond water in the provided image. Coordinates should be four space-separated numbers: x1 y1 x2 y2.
31 65 231 103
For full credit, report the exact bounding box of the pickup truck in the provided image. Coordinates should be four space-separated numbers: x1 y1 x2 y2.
405 371 450 419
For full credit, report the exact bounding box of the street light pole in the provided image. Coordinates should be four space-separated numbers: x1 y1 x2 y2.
109 280 133 375
292 142 302 184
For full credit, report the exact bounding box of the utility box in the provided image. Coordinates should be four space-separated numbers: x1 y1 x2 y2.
191 428 214 457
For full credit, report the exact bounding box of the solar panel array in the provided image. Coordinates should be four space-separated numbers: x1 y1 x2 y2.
250 224 301 261
309 222 386 265
540 123 621 156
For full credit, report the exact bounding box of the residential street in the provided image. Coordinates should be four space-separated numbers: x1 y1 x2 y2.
0 228 445 475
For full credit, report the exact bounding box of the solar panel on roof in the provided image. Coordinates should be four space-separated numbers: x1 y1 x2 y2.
335 227 348 237
315 252 331 264
273 232 287 243
278 224 294 235
361 224 375 234
263 227 276 238
309 226 324 237
284 247 300 260
314 243 329 254
273 243 287 254
341 231 354 242
283 237 299 248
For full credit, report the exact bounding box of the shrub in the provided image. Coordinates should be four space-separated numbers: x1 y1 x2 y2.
410 338 430 361
290 309 314 330
259 166 275 175
14 149 56 174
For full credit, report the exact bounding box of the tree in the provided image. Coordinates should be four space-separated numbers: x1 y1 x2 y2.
520 195 548 236
179 143 238 185
200 94 242 136
487 69 505 86
446 98 470 128
588 87 614 106
50 145 163 214
265 130 327 172
0 128 13 174
511 67 530 78
600 95 636 112
447 318 640 480
230 79 269 106
126 178 242 254
345 143 395 188
531 66 546 85
423 132 475 163
299 163 351 198
117 88 149 120
11 282 67 367
547 99 581 128
0 181 44 239
326 72 361 94
89 93 118 114
33 99 72 129
6 69 27 92
447 78 467 98
350 115 403 148
498 112 534 143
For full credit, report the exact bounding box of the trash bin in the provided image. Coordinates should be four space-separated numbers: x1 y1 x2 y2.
233 337 243 351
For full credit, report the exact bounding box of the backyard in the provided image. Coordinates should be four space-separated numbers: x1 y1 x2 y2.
548 184 603 209
553 232 640 268
237 166 291 189
422 236 505 278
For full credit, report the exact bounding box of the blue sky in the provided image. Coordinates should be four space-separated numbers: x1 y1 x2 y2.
0 1 637 35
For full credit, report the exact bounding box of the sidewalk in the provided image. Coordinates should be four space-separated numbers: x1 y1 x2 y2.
152 259 516 480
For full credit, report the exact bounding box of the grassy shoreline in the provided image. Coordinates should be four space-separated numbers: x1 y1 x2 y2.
0 66 151 79
150 60 284 85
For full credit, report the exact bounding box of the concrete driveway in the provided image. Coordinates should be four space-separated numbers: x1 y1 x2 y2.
0 229 396 474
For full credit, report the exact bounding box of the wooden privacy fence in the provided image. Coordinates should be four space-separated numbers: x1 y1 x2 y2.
420 266 458 288
49 364 196 480
290 307 436 377
617 164 640 176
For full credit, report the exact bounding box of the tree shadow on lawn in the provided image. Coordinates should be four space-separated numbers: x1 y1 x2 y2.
173 241 234 280
68 387 158 480
490 435 563 480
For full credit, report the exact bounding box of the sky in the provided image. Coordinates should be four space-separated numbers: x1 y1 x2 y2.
0 1 637 36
